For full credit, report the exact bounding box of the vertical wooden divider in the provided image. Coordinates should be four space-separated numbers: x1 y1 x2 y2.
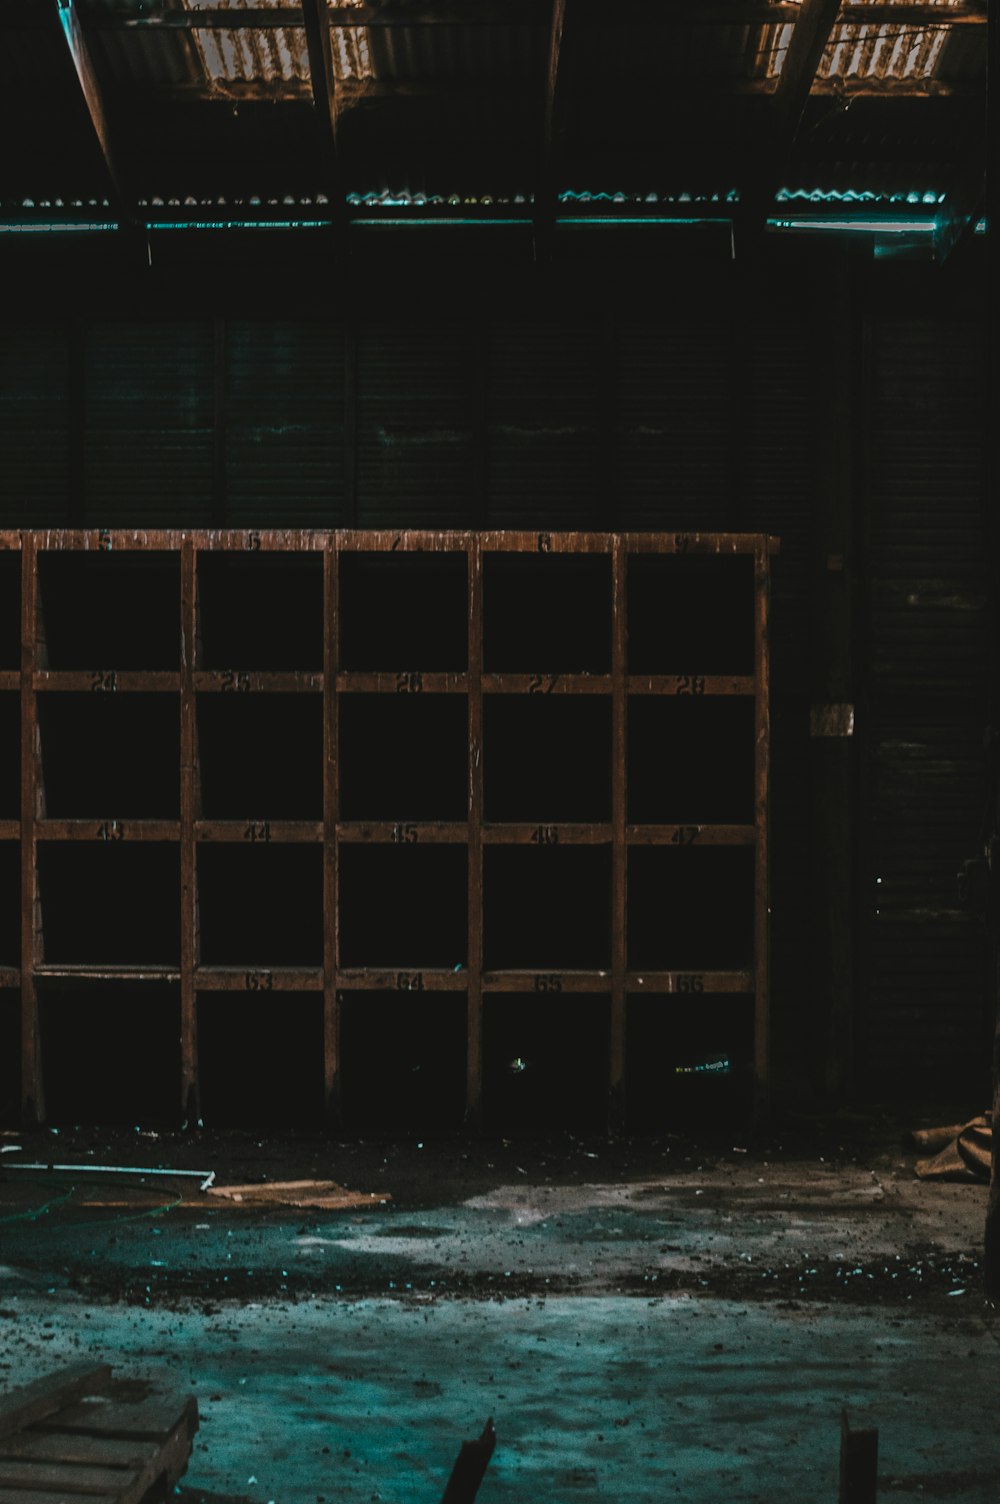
180 538 199 1124
323 540 340 1122
610 535 627 1132
754 536 772 1121
466 536 484 1129
20 535 41 1124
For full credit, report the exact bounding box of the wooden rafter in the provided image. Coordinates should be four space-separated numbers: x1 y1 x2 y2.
535 0 567 249
53 0 130 219
300 0 346 235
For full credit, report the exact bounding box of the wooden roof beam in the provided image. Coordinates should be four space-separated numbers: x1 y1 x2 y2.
534 0 567 254
300 0 347 240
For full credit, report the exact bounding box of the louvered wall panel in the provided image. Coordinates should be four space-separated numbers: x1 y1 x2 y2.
85 322 214 526
226 321 345 526
0 325 70 526
357 324 473 527
486 323 601 528
863 317 989 1099
617 321 731 531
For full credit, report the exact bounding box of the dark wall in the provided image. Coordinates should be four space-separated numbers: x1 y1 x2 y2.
0 234 990 1109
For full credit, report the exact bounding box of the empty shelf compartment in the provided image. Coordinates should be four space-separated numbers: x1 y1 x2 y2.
0 695 18 820
483 994 610 1133
339 552 468 672
0 843 18 966
627 553 754 675
626 995 753 1129
198 553 323 670
0 555 19 672
197 695 322 820
338 845 467 969
38 552 181 669
339 992 466 1131
197 845 323 966
483 554 611 674
339 694 468 821
483 846 611 971
38 693 180 819
628 697 755 825
38 982 180 1126
38 843 180 966
627 846 754 971
484 695 611 823
197 994 325 1127
0 993 17 1126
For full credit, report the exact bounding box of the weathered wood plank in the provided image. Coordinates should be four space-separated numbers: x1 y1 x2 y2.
0 1368 112 1444
34 1394 196 1445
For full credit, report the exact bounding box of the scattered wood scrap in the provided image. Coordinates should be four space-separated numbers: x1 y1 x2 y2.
206 1179 390 1209
440 1418 496 1504
0 1363 198 1504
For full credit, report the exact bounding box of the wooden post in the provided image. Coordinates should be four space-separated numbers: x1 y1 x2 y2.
753 535 771 1121
20 534 42 1124
809 251 857 1099
609 535 627 1131
466 536 484 1129
179 539 199 1124
323 540 341 1123
839 1411 878 1504
440 1418 496 1504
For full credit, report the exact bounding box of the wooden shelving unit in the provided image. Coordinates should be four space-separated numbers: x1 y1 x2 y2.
0 528 774 1129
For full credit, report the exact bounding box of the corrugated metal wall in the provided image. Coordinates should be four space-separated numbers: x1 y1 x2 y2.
863 316 989 1099
0 289 990 1103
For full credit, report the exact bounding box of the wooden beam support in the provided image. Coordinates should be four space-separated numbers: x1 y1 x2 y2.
300 0 346 241
739 0 842 239
534 0 567 254
21 2 987 28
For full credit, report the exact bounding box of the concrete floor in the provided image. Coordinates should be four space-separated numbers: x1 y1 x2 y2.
0 1122 997 1503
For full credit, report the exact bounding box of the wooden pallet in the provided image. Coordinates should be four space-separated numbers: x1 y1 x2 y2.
0 1363 198 1504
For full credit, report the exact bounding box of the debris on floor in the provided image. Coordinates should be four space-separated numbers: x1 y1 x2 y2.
911 1115 991 1182
206 1180 390 1210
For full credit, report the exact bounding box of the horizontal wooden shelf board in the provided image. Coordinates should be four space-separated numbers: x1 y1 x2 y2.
196 821 323 843
34 965 181 982
483 823 611 845
195 967 323 992
337 671 468 694
34 671 180 693
481 674 611 695
626 675 754 696
0 672 17 692
483 970 612 993
337 822 468 844
336 968 468 992
193 671 322 693
0 820 18 842
0 968 20 988
37 821 180 842
5 529 777 556
626 970 754 994
626 824 755 846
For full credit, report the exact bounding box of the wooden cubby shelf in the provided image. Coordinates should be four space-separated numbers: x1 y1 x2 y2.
8 528 774 1130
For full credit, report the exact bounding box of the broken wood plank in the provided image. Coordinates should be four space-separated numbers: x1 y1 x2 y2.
839 1410 878 1504
440 1418 496 1504
34 1394 197 1445
0 1433 156 1469
0 1457 140 1493
0 1367 112 1443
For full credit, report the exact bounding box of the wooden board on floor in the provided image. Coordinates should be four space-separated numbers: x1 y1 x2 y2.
0 1368 198 1504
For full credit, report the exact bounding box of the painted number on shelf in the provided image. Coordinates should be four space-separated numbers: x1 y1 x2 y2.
244 820 271 843
98 529 113 552
91 670 118 693
671 826 701 846
534 973 562 993
246 531 262 551
674 535 690 554
220 670 250 692
391 824 418 844
98 820 124 841
676 974 705 994
396 972 424 992
396 672 424 693
675 675 705 696
528 674 557 695
530 825 559 845
245 970 273 991
537 532 553 553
